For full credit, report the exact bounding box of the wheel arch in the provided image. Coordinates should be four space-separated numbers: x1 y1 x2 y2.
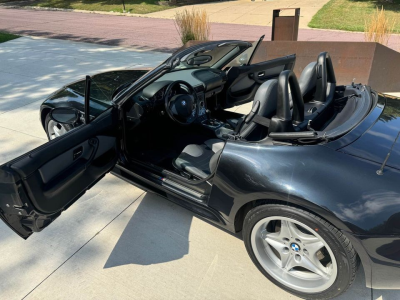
40 106 52 130
233 197 350 233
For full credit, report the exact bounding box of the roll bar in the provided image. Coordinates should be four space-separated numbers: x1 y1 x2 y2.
315 52 336 103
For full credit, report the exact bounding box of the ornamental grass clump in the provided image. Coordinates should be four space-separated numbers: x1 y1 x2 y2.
364 6 396 46
175 8 210 45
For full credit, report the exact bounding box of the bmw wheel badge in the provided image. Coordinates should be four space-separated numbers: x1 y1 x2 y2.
291 243 300 252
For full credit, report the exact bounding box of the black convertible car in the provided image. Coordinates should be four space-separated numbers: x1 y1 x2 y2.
1 37 400 299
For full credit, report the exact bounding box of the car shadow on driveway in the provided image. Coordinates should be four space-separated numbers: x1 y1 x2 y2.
103 192 375 299
104 193 193 267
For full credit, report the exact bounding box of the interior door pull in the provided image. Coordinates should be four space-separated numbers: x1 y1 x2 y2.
73 146 83 160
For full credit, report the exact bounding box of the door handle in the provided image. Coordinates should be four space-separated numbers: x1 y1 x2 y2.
258 72 265 77
73 146 83 160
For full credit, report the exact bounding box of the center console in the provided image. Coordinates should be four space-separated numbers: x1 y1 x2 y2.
200 117 235 140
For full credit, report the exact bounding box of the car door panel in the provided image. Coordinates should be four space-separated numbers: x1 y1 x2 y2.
0 109 117 238
224 55 296 108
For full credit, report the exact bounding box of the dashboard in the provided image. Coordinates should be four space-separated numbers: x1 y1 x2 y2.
126 68 227 122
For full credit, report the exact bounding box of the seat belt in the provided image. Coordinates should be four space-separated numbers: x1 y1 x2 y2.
231 101 272 140
234 100 261 134
251 114 271 127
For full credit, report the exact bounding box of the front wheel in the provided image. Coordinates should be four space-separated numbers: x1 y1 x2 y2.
45 113 72 140
243 204 358 299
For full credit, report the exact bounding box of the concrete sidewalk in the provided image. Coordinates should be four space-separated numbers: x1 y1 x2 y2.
146 0 329 28
0 0 330 28
0 8 399 52
0 36 391 300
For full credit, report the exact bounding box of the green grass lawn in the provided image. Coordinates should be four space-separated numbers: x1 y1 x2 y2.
0 32 19 43
24 0 173 14
309 0 400 33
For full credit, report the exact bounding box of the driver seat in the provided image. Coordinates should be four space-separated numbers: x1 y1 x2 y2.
173 79 279 179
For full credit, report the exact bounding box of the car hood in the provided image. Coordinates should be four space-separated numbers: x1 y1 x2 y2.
341 94 400 170
43 69 149 116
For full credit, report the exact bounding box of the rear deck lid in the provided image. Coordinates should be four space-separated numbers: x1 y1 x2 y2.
340 95 400 170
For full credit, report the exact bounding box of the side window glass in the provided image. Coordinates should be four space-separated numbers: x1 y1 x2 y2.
224 40 259 68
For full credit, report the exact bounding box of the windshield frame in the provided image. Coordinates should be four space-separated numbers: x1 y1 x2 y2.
113 40 252 107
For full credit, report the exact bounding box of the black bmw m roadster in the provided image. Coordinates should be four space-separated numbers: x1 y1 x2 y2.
1 37 400 299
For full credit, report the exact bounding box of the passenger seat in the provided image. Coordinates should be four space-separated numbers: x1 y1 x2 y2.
227 79 279 141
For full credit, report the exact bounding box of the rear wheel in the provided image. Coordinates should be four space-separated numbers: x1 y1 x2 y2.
243 204 357 299
45 113 72 140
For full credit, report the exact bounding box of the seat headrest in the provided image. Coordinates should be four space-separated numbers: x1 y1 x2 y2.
299 61 317 97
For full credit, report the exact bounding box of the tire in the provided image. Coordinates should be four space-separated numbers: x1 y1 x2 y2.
45 113 73 140
243 204 357 300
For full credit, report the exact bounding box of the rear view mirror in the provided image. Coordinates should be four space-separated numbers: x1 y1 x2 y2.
187 55 212 66
239 53 248 65
50 107 79 125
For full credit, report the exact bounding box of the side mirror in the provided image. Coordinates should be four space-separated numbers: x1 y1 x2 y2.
50 107 79 125
239 53 248 65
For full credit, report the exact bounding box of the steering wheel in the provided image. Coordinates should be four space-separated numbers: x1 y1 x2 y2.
164 80 198 125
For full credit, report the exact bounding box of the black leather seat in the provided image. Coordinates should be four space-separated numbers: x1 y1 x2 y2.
298 52 336 103
298 61 318 101
173 139 224 179
298 52 337 129
236 79 278 140
174 79 279 178
226 79 279 138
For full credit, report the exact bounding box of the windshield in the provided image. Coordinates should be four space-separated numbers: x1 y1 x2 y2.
173 42 250 70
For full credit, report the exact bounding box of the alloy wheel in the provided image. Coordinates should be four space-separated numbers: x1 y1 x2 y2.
251 216 338 293
47 119 68 140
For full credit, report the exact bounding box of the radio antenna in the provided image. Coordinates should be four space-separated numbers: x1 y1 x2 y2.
376 131 400 175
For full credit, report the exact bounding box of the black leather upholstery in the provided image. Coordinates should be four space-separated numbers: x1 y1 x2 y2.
174 80 279 178
227 79 279 141
238 79 278 140
298 62 317 99
269 71 304 134
174 139 224 179
298 52 336 104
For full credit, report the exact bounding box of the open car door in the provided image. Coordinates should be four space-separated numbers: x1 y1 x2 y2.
222 36 296 108
0 106 118 239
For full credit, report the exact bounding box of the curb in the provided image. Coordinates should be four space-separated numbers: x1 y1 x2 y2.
0 5 147 18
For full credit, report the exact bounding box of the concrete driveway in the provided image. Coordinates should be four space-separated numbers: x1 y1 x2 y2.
146 0 329 28
0 36 396 300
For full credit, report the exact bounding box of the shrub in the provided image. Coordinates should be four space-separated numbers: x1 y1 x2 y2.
364 6 396 45
175 8 210 45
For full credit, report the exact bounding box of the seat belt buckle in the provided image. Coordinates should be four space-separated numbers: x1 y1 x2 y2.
222 133 242 140
307 120 315 132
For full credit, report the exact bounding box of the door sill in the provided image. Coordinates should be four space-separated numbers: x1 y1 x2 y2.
113 163 207 204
